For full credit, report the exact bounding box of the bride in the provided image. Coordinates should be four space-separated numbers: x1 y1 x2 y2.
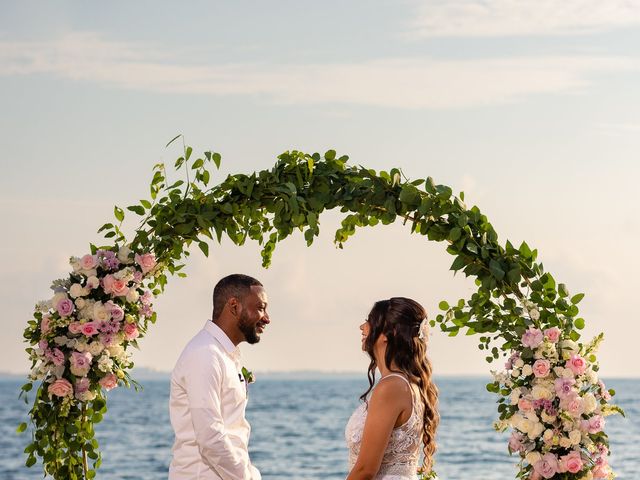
345 297 439 480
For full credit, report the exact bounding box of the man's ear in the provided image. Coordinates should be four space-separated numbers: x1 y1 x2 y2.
228 297 240 317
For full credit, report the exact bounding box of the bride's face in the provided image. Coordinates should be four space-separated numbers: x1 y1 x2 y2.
359 320 370 351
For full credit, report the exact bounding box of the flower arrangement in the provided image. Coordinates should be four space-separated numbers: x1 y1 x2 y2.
489 301 624 480
19 245 159 478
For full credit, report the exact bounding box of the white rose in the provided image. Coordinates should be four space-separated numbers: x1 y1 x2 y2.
583 393 597 414
526 451 542 465
543 429 555 443
528 421 544 439
69 283 89 298
559 436 572 448
88 342 104 356
510 388 522 405
70 256 82 272
522 364 533 377
541 411 557 424
529 308 540 321
75 298 86 310
514 358 525 369
532 385 553 400
93 302 110 323
569 429 582 445
107 344 125 358
86 276 100 289
80 268 98 278
117 245 133 264
560 340 579 359
511 368 520 377
97 355 114 373
126 289 140 303
586 368 598 384
76 339 88 352
53 336 67 346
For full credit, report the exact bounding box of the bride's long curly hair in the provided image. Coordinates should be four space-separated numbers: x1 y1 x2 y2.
359 297 439 472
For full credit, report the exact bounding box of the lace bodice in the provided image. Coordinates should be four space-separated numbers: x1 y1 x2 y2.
345 374 424 479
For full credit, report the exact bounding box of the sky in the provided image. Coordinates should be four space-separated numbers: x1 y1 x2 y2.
1 1 639 377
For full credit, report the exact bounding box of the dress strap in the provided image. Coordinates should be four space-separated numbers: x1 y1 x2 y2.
379 373 412 388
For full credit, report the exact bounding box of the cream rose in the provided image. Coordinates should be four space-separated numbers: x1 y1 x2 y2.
522 364 533 377
117 245 133 264
126 289 140 303
569 429 582 445
526 451 542 465
93 303 111 323
532 385 554 401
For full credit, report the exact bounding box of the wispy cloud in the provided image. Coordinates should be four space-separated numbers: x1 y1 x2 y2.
409 0 640 37
0 32 636 109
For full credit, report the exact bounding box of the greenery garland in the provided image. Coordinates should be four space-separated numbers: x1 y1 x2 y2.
20 138 623 479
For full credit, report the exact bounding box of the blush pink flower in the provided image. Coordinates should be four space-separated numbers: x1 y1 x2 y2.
518 397 534 412
522 327 544 349
135 252 157 274
111 278 129 297
80 254 98 270
46 348 65 367
68 321 83 335
561 393 584 418
583 415 605 434
593 464 611 479
99 373 118 391
106 302 124 322
141 290 153 306
123 322 139 341
40 315 51 335
533 359 551 378
555 377 576 398
598 381 612 401
566 354 587 376
544 327 561 343
70 351 93 376
48 378 73 398
56 298 75 317
81 322 99 337
534 453 559 479
508 432 524 453
559 451 584 474
102 274 115 294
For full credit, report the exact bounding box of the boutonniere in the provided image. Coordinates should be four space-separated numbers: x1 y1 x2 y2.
241 366 255 384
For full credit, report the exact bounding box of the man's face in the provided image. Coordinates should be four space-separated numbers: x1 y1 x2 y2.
237 286 270 344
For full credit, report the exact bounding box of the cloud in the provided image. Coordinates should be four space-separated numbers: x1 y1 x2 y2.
408 0 640 37
597 122 640 136
0 32 636 109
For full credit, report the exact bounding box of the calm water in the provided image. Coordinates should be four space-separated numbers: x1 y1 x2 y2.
1 377 638 479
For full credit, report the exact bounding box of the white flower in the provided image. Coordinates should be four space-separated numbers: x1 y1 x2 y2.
126 289 140 303
560 340 579 359
107 344 124 358
569 429 582 445
514 358 525 369
541 411 557 423
97 355 114 373
583 393 598 414
53 336 67 346
117 245 133 264
525 451 542 465
559 436 572 448
75 339 89 352
88 342 105 356
86 276 100 289
586 368 598 385
543 429 554 443
511 368 520 377
522 364 533 377
69 283 88 299
510 388 522 405
93 302 110 323
70 256 82 272
528 421 544 439
532 385 553 401
35 301 50 313
529 308 540 321
75 298 86 309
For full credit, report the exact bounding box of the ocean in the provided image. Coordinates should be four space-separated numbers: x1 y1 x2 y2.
1 376 638 479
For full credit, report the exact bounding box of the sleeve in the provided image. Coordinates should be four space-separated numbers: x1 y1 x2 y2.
184 348 257 480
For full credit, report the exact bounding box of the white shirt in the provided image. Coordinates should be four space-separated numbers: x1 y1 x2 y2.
169 321 261 480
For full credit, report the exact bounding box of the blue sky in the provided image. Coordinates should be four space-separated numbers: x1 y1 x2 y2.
1 1 639 376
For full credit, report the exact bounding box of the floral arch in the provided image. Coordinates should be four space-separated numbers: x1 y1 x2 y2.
20 140 622 480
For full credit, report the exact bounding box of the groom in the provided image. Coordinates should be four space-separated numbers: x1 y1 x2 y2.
169 274 270 479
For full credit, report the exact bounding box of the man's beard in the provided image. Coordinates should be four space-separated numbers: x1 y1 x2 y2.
238 310 260 344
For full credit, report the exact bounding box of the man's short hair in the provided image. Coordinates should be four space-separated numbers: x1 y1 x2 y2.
212 274 263 321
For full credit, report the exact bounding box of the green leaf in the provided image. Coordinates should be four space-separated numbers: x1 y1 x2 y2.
127 205 145 216
558 283 569 298
185 146 193 161
574 318 585 329
114 206 125 222
438 301 450 311
489 259 505 280
165 134 182 148
191 158 204 169
212 152 222 169
140 200 152 209
324 149 336 161
198 241 209 257
16 422 27 433
571 293 585 304
449 227 462 242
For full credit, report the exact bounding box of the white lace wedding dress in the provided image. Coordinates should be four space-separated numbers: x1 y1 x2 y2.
345 374 424 479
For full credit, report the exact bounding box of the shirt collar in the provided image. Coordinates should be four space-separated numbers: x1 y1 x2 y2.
204 320 237 355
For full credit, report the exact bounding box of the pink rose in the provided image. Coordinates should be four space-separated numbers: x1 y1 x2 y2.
38 339 49 351
522 327 544 349
508 432 524 453
133 271 143 283
534 453 559 479
544 327 561 343
559 451 583 474
102 275 115 294
48 378 73 398
141 290 154 306
70 351 93 376
593 464 611 479
46 348 65 367
123 322 139 340
533 359 551 378
57 298 75 317
99 332 117 347
40 315 51 335
518 397 534 412
598 381 612 401
135 252 157 274
68 321 83 335
566 354 587 376
99 373 118 391
555 377 576 398
106 302 124 322
81 322 99 337
111 278 129 297
583 415 605 434
80 254 98 270
75 377 90 394
561 393 584 417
